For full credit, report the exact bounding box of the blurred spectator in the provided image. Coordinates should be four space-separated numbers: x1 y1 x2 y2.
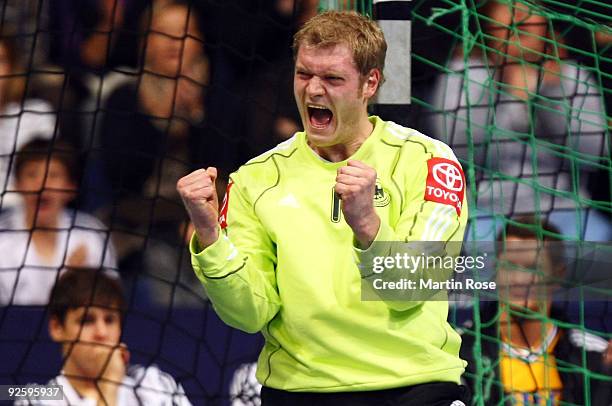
586 28 612 218
211 0 316 159
0 0 48 66
429 1 610 240
35 0 149 153
139 221 208 306
460 216 612 405
15 268 192 405
0 32 57 210
47 0 147 71
0 138 116 305
543 0 611 120
237 55 301 158
96 0 234 265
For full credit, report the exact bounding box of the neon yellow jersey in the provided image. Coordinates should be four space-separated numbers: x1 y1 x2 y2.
190 116 468 392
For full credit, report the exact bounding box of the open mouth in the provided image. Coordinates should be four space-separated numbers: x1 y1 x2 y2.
307 105 333 129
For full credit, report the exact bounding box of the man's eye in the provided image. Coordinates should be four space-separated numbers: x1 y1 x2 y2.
326 76 342 82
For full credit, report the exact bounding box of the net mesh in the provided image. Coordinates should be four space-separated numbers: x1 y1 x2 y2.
412 1 612 404
0 0 610 405
338 0 611 405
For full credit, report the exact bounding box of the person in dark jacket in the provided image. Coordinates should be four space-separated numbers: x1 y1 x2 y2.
96 1 236 265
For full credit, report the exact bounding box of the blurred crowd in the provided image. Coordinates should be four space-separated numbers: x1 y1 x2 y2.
0 0 610 404
0 0 317 306
0 0 608 299
0 0 607 294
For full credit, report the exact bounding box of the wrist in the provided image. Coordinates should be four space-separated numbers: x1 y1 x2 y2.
98 382 120 406
195 225 220 249
352 213 380 249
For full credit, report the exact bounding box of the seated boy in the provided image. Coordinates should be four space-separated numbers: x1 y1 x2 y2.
460 216 611 405
16 267 192 405
0 137 116 305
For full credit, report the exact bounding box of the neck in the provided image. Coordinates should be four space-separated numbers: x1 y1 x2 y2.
64 371 100 401
25 207 58 230
63 366 119 406
311 116 373 162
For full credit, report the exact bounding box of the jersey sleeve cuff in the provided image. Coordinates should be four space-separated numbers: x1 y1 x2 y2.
190 231 244 279
353 221 395 278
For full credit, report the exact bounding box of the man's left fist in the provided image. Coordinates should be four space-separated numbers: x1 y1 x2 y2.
335 160 381 248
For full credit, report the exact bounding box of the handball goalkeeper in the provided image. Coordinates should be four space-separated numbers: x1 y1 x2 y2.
178 10 469 406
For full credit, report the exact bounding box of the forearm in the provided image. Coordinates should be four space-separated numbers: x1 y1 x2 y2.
354 221 425 311
193 224 220 249
352 212 381 249
355 206 464 311
190 233 280 333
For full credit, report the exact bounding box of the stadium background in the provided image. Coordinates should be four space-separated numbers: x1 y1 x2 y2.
0 0 609 404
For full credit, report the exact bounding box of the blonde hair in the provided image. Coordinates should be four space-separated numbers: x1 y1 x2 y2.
293 11 387 83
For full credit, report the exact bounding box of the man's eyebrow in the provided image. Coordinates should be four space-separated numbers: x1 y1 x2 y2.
323 71 344 77
295 67 346 77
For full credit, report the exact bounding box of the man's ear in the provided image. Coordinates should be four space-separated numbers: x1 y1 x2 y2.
362 69 381 100
49 316 64 342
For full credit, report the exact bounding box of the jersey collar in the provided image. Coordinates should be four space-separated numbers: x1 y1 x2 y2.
298 116 385 170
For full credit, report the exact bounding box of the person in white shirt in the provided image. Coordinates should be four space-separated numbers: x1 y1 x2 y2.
429 0 609 241
0 138 117 305
15 268 192 406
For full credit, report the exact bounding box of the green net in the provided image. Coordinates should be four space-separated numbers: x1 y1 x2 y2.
330 0 612 404
419 1 612 404
419 0 610 242
416 2 612 405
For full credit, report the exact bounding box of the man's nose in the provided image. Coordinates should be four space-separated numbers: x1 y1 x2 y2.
306 77 325 97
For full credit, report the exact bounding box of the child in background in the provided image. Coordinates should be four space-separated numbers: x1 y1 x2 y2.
15 268 192 405
460 216 611 405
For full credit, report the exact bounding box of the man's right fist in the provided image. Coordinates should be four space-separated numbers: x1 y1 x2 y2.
176 167 220 248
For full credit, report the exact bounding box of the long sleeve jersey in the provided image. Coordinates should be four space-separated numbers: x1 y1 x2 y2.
190 116 469 392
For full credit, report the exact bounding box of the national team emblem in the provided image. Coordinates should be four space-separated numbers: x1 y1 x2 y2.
424 158 465 215
373 180 390 207
218 180 234 229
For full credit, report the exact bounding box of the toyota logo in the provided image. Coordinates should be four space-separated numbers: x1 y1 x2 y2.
432 163 463 191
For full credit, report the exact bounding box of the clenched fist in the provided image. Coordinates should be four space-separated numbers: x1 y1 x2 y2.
176 167 220 248
335 160 381 249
